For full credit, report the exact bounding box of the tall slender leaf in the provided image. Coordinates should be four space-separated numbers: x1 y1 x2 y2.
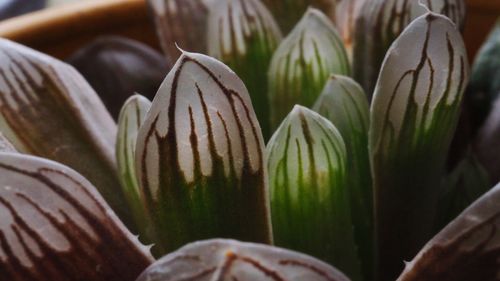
370 13 469 281
261 0 337 33
0 39 132 228
207 0 282 139
0 152 153 281
353 0 466 96
116 95 152 241
312 75 372 280
267 105 361 281
137 239 352 281
268 8 350 130
135 51 272 255
335 0 368 60
147 0 214 60
397 182 500 281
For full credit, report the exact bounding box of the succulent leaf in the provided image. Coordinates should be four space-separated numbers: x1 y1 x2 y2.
475 97 500 185
435 153 491 232
135 51 272 255
0 152 153 281
312 75 372 280
268 8 350 130
147 0 214 60
116 95 152 241
68 36 171 119
267 105 361 281
207 0 282 140
0 39 133 228
353 0 466 95
369 13 469 281
261 0 337 33
0 132 16 152
465 20 500 132
334 0 368 60
396 182 500 281
136 239 352 281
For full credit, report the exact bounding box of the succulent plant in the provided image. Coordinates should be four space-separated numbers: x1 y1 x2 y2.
1 1 500 281
67 36 171 119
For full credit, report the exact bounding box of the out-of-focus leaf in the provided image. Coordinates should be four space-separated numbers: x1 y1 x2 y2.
0 39 133 228
335 0 367 60
267 105 361 281
369 13 469 281
116 94 152 242
475 97 500 185
268 8 350 130
0 132 16 152
436 153 491 232
261 0 337 33
396 182 500 281
312 75 372 280
136 239 352 281
147 0 214 61
465 20 500 133
135 51 271 255
353 0 466 96
0 152 153 281
207 0 282 140
68 36 171 119
0 0 45 20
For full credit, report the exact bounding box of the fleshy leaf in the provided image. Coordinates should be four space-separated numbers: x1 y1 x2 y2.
68 36 171 119
475 97 500 184
0 152 153 281
136 239 351 281
267 105 361 281
135 51 272 255
369 13 469 281
268 8 350 130
435 153 491 231
261 0 337 33
312 75 372 280
465 20 500 132
116 94 152 241
147 0 213 60
0 132 16 152
353 0 466 95
396 182 500 281
334 0 368 60
207 0 282 140
0 39 133 228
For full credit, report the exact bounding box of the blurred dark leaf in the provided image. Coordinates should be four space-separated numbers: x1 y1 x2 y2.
0 0 45 21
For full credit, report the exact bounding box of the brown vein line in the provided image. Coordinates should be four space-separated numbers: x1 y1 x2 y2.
279 259 337 281
236 255 286 281
0 229 37 281
216 111 237 179
178 266 217 281
298 111 318 190
195 84 220 172
188 106 202 184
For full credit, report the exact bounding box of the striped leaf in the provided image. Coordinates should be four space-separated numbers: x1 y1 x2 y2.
397 182 500 281
268 8 350 130
312 75 372 280
0 132 16 152
137 239 352 281
353 0 466 95
0 39 133 228
261 0 337 33
135 51 271 255
147 0 214 60
0 152 153 281
334 0 368 60
267 105 361 281
207 0 282 140
370 13 469 281
116 95 152 241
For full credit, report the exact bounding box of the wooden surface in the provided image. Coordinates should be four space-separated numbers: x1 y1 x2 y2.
0 0 497 62
0 0 159 59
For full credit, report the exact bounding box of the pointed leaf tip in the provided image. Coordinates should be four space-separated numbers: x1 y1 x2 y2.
135 52 271 255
